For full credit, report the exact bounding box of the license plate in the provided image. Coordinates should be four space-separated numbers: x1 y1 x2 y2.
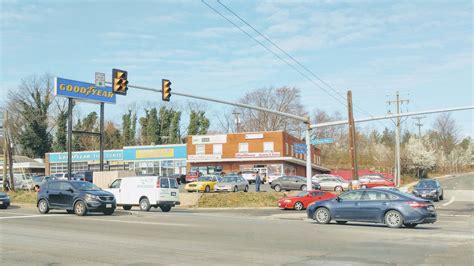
422 194 427 197
171 192 176 196
427 206 434 211
106 204 112 208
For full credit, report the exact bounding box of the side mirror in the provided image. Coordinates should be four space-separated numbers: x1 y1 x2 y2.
67 188 74 193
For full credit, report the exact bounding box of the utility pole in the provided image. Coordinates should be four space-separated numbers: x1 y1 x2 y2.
232 112 241 133
412 116 426 137
347 91 359 181
387 91 409 187
2 111 7 191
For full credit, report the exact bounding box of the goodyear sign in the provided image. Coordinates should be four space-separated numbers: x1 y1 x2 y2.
55 77 116 104
48 150 123 163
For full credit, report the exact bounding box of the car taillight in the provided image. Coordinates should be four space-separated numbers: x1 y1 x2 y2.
156 178 160 188
407 201 429 208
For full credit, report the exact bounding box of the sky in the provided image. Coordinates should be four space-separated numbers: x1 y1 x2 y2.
1 0 473 137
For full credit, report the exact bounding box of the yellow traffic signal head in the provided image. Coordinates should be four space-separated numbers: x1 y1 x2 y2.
112 68 128 95
162 79 172 101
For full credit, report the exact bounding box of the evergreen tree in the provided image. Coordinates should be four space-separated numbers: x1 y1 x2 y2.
104 121 122 149
122 110 132 146
52 110 67 152
131 112 137 145
187 110 199 135
381 127 395 147
169 111 181 143
147 108 160 145
197 111 210 135
139 110 149 144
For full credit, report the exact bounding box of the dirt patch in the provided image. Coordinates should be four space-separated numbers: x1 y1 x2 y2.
6 190 37 205
197 192 289 208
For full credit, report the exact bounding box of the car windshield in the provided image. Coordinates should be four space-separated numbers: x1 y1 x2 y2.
198 176 213 182
71 182 101 191
416 180 436 188
221 176 237 182
296 191 308 197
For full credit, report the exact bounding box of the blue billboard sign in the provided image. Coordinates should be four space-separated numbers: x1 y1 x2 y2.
55 77 116 104
294 143 307 154
48 150 123 163
311 138 335 145
123 145 187 161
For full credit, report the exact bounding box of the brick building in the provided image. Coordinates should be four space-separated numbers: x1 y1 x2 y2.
186 131 329 180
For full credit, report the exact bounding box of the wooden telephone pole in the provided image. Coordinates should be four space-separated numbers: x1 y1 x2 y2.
347 91 359 180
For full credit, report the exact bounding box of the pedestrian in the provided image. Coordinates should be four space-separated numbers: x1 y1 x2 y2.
255 171 261 192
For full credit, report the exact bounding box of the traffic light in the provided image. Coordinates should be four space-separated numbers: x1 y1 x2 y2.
162 79 171 101
112 68 128 95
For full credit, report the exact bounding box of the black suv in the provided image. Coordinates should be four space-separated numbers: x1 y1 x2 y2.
37 180 116 216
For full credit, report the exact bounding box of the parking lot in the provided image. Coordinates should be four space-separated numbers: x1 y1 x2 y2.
1 173 473 265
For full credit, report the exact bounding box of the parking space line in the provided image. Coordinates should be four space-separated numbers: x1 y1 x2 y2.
83 217 196 227
0 214 64 220
442 196 456 207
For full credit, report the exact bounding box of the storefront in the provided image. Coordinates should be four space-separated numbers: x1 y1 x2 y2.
187 131 330 179
45 144 187 176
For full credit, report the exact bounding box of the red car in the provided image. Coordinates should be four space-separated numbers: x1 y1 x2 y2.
278 190 337 211
185 171 201 183
359 175 395 188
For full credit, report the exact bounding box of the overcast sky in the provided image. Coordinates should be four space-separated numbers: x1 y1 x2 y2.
1 0 472 137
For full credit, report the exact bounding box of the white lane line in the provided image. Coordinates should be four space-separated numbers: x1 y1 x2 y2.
442 196 455 207
83 218 195 227
0 214 64 220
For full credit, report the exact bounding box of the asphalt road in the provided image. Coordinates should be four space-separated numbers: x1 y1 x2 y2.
1 173 473 265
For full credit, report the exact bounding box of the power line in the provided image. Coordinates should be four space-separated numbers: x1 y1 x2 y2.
201 0 348 109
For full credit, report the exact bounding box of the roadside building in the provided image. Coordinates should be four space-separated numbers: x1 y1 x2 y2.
45 144 187 176
186 131 330 180
0 155 45 175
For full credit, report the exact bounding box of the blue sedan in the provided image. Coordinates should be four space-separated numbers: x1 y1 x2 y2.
306 189 437 228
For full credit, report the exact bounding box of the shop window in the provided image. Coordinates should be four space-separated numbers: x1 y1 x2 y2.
263 142 274 152
196 144 205 155
213 144 222 155
285 143 289 155
291 145 294 157
239 143 248 153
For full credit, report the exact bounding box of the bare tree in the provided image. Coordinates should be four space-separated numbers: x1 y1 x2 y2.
233 87 307 137
431 113 461 155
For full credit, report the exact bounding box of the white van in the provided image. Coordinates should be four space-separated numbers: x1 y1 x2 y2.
104 176 180 212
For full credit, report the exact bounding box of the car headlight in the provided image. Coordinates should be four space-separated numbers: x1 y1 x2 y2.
430 190 437 193
413 189 418 193
85 194 100 201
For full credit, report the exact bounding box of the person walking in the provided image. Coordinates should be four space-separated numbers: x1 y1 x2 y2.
255 171 261 192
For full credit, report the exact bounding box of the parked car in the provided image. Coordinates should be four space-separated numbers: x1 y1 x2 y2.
271 176 321 192
412 179 444 202
185 171 201 183
312 175 351 192
278 190 336 210
359 175 395 188
0 192 11 209
13 174 35 190
105 176 179 212
184 175 221 193
37 180 116 216
214 175 249 192
51 173 70 180
307 188 437 228
71 171 93 182
170 174 186 184
242 170 258 184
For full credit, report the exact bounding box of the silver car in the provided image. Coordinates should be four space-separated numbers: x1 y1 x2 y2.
214 175 249 192
313 175 350 192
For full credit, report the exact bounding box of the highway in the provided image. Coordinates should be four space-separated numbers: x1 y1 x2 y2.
1 173 473 265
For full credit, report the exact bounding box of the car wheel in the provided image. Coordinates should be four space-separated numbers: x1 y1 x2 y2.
440 194 444 200
404 223 418 228
244 185 249 192
313 207 331 224
434 195 440 202
38 199 49 214
66 210 74 214
103 209 114 215
274 185 281 192
122 205 132 210
301 185 307 191
139 198 151 211
336 221 347 224
160 205 172 212
205 186 210 193
334 186 343 193
294 201 304 211
385 210 403 228
74 201 88 216
233 186 238 192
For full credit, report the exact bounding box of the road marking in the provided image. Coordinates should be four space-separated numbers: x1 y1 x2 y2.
0 214 63 220
442 196 455 207
83 218 196 227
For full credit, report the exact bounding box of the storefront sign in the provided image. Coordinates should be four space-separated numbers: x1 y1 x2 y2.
48 150 123 163
54 77 116 104
235 152 280 158
192 135 227 144
136 148 174 159
187 154 222 161
245 133 263 139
